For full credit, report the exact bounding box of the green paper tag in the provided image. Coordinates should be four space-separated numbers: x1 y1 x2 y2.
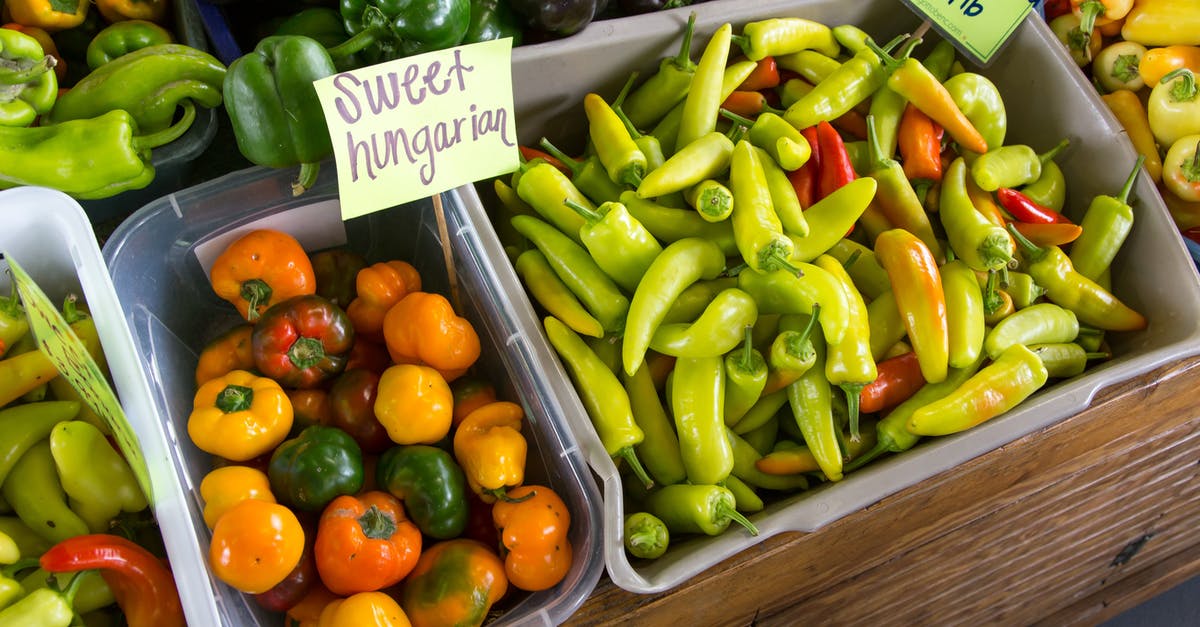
900 0 1035 66
314 38 521 220
4 256 154 506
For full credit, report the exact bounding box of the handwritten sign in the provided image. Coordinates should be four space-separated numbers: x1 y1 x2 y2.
315 38 520 220
4 256 154 505
900 0 1035 66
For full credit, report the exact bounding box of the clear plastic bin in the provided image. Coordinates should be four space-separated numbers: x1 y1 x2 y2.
101 164 605 625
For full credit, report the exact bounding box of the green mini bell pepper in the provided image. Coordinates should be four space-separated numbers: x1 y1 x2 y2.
376 444 469 540
85 19 174 70
224 35 337 196
331 0 471 65
268 425 364 512
274 7 360 71
48 421 148 533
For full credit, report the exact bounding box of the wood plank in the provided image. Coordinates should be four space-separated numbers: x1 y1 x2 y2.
567 356 1200 626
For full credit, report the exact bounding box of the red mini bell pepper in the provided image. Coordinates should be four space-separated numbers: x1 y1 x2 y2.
251 294 355 389
39 534 185 627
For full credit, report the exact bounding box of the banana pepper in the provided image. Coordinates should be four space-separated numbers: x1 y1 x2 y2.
48 421 148 533
1121 0 1200 46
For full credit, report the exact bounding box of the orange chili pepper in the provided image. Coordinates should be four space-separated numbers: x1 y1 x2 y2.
382 291 481 380
194 324 255 387
1007 220 1084 247
314 491 422 596
518 145 572 176
965 174 1010 227
898 103 944 182
209 229 316 322
491 485 573 592
720 90 770 117
346 260 421 342
874 229 949 384
738 56 781 91
874 41 988 154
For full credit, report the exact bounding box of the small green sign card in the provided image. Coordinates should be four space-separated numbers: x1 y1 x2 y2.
900 0 1036 66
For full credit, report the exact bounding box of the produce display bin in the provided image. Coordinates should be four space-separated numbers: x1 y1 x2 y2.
472 0 1200 594
101 165 605 625
78 0 219 226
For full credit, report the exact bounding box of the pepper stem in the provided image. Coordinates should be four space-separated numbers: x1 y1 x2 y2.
739 325 755 370
841 383 865 443
794 303 820 347
719 108 756 129
133 100 197 150
766 252 805 278
563 198 604 224
864 34 919 72
293 162 321 196
1006 221 1046 262
56 570 87 609
672 13 697 72
843 441 887 473
982 269 1003 315
619 447 655 491
0 54 54 85
0 557 39 579
216 384 254 413
864 114 891 172
613 71 639 110
1039 138 1070 165
287 337 326 371
61 294 85 324
490 487 535 503
1116 154 1147 204
537 138 584 178
1077 1 1104 46
1162 68 1198 102
358 505 398 540
717 501 759 536
240 279 273 322
326 27 379 60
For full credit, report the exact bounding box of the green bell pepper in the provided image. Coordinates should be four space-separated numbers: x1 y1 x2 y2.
0 105 194 199
275 7 360 71
85 19 174 70
224 35 337 196
2 441 89 544
331 0 471 65
268 425 364 512
48 421 148 533
0 28 57 127
46 44 225 134
376 444 469 540
463 0 524 46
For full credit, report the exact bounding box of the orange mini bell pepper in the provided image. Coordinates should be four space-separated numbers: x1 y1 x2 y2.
194 324 255 387
346 260 421 342
382 291 480 381
209 229 316 322
187 369 294 461
199 465 276 529
492 485 573 592
94 0 167 24
5 0 89 32
1140 45 1200 87
209 499 306 594
452 401 527 503
314 491 422 596
374 363 453 445
318 591 412 627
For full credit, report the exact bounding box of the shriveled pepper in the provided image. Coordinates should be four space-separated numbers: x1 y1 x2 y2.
1070 155 1142 281
224 36 336 196
453 401 528 502
253 294 354 389
544 317 655 489
909 343 1049 436
209 229 316 323
315 491 421 595
269 425 365 512
187 369 294 462
40 534 183 627
876 228 949 384
48 421 147 533
382 290 481 377
400 538 507 627
645 483 758 537
194 324 255 387
491 485 572 592
345 260 419 341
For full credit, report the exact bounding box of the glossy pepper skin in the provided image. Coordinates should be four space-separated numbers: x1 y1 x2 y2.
623 14 696 130
0 401 78 491
328 368 392 453
48 421 148 533
875 228 949 384
252 294 355 389
187 369 294 462
515 248 605 339
1070 156 1142 281
783 34 910 131
463 0 524 46
382 291 482 379
453 401 528 503
492 484 573 592
940 157 1015 273
400 538 507 627
224 36 337 196
908 343 1049 436
269 425 365 512
40 534 184 627
377 444 469 539
194 324 255 387
645 483 759 537
209 229 317 323
315 491 422 595
84 19 172 70
210 499 306 594
274 7 361 72
624 511 669 559
310 248 368 310
199 465 276 529
0 286 27 359
333 0 470 64
346 259 419 341
565 199 663 294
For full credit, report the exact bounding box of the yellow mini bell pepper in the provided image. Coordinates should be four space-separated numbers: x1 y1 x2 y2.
93 0 167 24
317 591 412 627
199 465 277 529
374 363 453 446
1121 0 1200 46
5 0 89 32
452 401 528 503
187 369 294 462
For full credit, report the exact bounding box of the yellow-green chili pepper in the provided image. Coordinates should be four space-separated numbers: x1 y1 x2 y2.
671 355 733 486
544 316 655 490
941 259 986 369
620 191 739 255
514 160 591 242
1030 342 1109 379
720 109 811 171
538 137 626 205
584 92 647 187
943 72 1008 160
636 130 734 199
0 284 27 359
649 289 758 358
729 139 800 273
1005 270 1046 310
515 249 605 339
1069 156 1143 282
722 474 764 514
726 427 809 491
940 157 1015 272
563 198 663 294
828 238 891 300
737 265 851 346
776 49 842 85
723 326 768 428
763 307 819 395
787 178 878 262
731 389 788 436
1018 140 1071 212
867 290 908 361
864 115 942 259
783 34 912 132
733 17 839 61
621 365 686 487
908 343 1049 436
645 483 759 537
623 511 670 560
684 179 735 222
783 313 842 482
676 23 732 153
651 60 757 154
970 139 1070 192
984 302 1080 361
815 255 876 440
623 13 697 130
3 441 90 544
752 144 809 237
831 24 871 54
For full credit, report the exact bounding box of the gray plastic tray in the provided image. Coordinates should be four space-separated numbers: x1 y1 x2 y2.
479 0 1200 594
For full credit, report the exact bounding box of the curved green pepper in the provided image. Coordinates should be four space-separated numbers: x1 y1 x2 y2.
0 402 79 488
783 313 842 482
224 35 336 196
723 326 768 428
47 44 224 134
332 0 470 64
275 7 360 71
2 441 89 544
268 425 365 512
377 444 468 540
623 14 696 131
943 72 1007 159
48 421 148 533
649 288 758 358
644 483 758 537
0 29 57 128
85 19 173 70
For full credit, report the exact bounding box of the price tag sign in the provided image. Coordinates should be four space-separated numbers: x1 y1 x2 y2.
899 0 1036 66
4 256 154 505
314 38 521 220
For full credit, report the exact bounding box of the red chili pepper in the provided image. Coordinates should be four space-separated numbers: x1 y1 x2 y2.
898 103 945 182
519 145 572 176
859 351 926 414
789 126 821 209
40 534 186 627
721 90 770 117
996 187 1073 225
1007 220 1084 247
816 121 857 201
738 56 781 91
832 109 869 141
